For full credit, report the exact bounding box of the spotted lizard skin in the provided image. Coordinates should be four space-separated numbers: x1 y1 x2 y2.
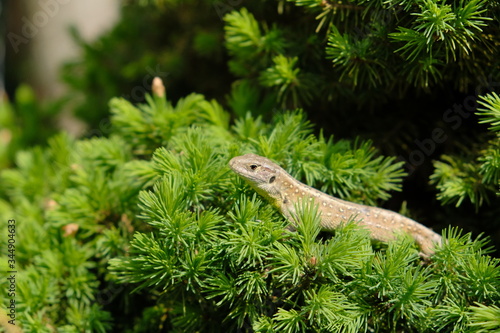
230 153 442 256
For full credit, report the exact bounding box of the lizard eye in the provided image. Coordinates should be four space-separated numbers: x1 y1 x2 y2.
250 164 258 170
269 176 276 183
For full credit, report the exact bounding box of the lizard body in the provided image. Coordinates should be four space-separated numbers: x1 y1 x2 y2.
229 153 442 256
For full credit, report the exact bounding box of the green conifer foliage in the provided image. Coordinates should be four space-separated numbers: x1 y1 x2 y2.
223 1 499 109
2 90 499 331
104 94 499 332
2 0 500 331
431 93 500 208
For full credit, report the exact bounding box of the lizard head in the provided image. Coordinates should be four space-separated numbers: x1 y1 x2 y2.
229 154 283 202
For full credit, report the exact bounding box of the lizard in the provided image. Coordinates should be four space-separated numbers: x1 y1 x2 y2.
229 153 442 256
